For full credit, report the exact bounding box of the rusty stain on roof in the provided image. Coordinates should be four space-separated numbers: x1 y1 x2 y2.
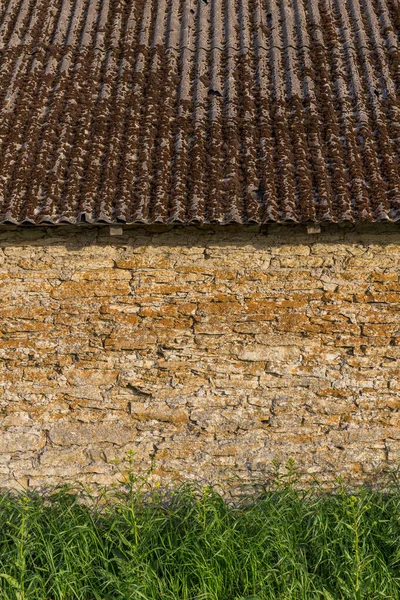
0 0 399 225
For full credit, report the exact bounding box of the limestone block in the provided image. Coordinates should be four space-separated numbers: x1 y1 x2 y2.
51 281 131 299
49 423 137 447
0 431 41 454
238 345 302 363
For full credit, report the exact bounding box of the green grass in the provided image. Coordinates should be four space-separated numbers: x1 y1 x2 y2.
1 461 400 599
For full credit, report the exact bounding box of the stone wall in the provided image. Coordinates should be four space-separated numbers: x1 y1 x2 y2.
0 223 399 491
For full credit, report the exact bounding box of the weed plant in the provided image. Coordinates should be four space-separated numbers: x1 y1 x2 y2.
1 458 400 599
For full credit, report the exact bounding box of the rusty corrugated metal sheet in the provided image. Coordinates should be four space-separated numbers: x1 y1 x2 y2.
0 0 399 225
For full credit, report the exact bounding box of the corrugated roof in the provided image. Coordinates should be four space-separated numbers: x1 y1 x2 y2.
0 0 399 225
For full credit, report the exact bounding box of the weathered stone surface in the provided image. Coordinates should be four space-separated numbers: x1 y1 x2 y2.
0 223 399 491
